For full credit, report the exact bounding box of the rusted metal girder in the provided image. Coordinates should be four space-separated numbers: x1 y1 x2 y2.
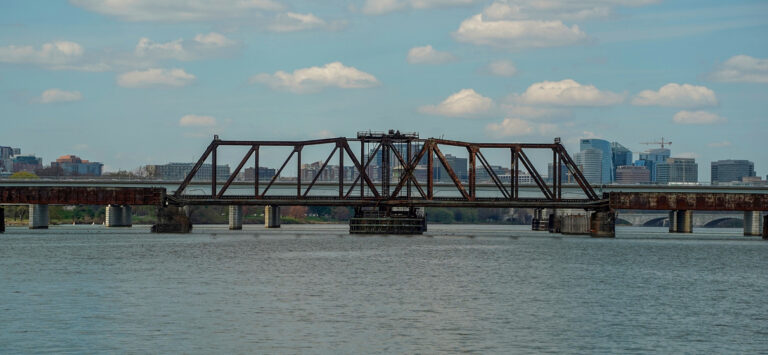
608 192 768 211
0 187 165 205
174 134 600 207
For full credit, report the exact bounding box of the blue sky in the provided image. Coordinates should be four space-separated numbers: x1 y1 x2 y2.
1 0 766 180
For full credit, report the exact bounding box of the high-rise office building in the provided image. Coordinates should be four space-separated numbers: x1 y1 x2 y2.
438 154 467 182
615 165 650 184
611 142 633 178
574 148 603 184
636 148 670 182
657 158 698 184
580 139 613 183
711 160 756 183
12 155 43 173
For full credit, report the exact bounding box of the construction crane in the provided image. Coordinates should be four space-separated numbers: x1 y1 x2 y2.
640 137 672 149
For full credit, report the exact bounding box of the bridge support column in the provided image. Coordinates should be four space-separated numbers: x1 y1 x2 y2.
29 204 49 229
151 206 192 233
590 210 615 238
1 207 4 233
744 211 762 236
106 205 132 227
560 211 590 235
764 215 768 240
668 211 677 232
265 205 280 228
531 208 549 231
229 205 243 230
669 210 692 233
122 205 132 227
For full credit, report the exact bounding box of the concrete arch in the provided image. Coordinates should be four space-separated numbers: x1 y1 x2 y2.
642 217 668 227
616 218 632 226
703 217 743 228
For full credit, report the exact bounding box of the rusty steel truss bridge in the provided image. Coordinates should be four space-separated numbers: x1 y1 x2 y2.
169 131 608 210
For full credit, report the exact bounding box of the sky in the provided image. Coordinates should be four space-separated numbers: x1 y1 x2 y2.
0 0 766 180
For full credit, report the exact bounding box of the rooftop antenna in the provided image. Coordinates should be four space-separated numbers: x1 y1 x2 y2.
640 137 672 149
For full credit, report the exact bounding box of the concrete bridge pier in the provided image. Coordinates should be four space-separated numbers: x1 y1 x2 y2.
560 210 590 235
265 205 280 228
669 210 693 233
531 208 549 231
590 210 615 238
151 205 192 233
1 207 4 233
106 205 132 227
29 204 49 229
229 205 243 230
743 211 763 236
764 215 768 240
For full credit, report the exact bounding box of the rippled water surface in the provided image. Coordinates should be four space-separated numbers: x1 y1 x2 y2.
1 225 767 353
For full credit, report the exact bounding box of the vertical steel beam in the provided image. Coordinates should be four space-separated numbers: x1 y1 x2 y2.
407 140 412 199
360 139 365 198
254 145 259 198
427 141 433 199
296 145 302 198
468 146 476 200
211 144 217 198
513 147 519 199
339 142 344 199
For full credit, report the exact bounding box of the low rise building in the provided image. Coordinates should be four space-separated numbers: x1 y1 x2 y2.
52 155 103 176
615 165 650 184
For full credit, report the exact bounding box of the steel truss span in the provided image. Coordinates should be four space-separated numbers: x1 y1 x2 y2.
171 132 605 209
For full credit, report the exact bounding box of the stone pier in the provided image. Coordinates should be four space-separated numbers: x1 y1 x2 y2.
744 211 763 236
229 205 243 230
560 212 591 235
669 210 693 233
590 210 615 238
29 204 49 229
265 205 280 228
151 206 192 233
105 205 132 227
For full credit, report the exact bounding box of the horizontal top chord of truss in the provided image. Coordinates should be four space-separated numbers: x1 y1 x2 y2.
174 133 600 206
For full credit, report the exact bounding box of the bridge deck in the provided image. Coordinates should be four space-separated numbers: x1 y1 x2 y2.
0 187 165 205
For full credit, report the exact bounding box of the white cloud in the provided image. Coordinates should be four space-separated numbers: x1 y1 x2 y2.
179 114 217 127
515 79 624 106
194 32 236 47
632 83 718 108
268 12 344 32
480 0 657 21
708 55 768 83
39 89 83 103
407 45 455 64
250 62 379 93
135 32 237 61
135 38 187 59
361 0 478 15
419 89 493 117
453 14 587 49
485 60 517 76
707 140 731 148
672 110 726 125
70 0 283 22
486 118 534 137
117 68 195 88
0 41 84 67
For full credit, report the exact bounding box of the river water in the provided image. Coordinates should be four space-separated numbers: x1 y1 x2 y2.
1 225 766 353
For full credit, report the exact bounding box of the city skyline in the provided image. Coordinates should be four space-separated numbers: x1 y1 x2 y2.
1 0 766 179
